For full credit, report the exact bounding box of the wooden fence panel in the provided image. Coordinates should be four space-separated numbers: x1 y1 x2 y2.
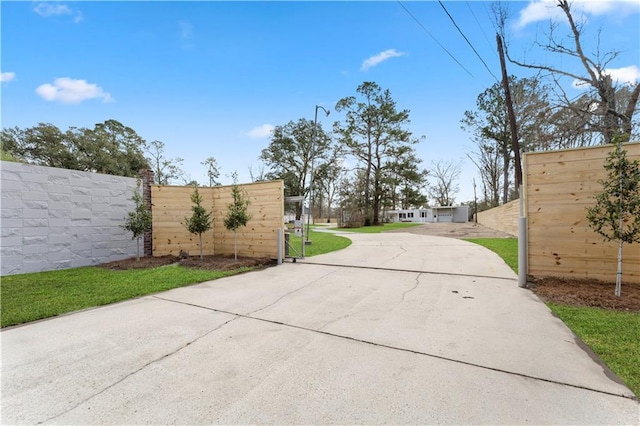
152 180 284 258
476 199 519 236
524 143 640 283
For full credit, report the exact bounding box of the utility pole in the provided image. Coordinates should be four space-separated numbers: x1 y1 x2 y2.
473 178 477 223
496 34 522 188
497 33 527 288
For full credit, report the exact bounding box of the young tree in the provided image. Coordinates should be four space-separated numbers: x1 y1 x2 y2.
586 141 640 297
429 160 462 207
122 180 152 262
224 172 251 260
202 156 221 186
334 82 418 225
183 185 213 259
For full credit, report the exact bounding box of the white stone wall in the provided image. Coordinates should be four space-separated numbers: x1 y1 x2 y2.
1 161 139 276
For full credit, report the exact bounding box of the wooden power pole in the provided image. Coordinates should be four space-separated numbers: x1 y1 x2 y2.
496 34 522 189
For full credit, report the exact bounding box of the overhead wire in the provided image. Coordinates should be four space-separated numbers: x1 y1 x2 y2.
465 1 499 62
438 0 500 83
396 0 476 79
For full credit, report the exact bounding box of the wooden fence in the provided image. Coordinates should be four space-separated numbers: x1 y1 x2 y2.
476 199 519 236
151 180 284 259
524 143 640 283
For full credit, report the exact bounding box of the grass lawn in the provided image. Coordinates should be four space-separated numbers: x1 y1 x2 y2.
1 265 252 328
465 237 639 397
338 222 422 233
464 237 518 273
288 229 352 257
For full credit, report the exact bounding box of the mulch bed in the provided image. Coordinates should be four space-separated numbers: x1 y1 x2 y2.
529 276 640 312
98 255 275 271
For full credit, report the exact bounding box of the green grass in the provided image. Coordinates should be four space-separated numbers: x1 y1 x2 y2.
464 237 518 273
338 222 422 233
1 265 251 328
548 303 640 397
288 229 352 257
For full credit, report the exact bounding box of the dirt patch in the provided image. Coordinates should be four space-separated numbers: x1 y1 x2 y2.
529 276 640 312
390 222 515 239
98 255 275 271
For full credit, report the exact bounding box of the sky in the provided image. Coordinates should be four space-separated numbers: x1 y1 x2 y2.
2 0 639 204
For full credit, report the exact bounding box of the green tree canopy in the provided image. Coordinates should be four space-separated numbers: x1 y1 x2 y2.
1 120 150 177
260 118 333 219
334 81 419 225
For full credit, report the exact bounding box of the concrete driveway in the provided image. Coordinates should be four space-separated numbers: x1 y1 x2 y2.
2 232 638 424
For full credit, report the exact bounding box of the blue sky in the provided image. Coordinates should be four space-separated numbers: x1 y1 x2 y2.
2 1 639 203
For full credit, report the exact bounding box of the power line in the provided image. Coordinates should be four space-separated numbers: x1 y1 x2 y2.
438 1 500 83
465 1 498 62
396 1 476 80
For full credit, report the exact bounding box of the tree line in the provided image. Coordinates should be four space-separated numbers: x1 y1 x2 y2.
0 119 222 187
4 3 638 224
463 0 639 210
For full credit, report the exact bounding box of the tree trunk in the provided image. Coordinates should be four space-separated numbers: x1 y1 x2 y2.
199 233 203 260
136 237 140 262
502 152 510 205
616 238 622 297
234 231 238 261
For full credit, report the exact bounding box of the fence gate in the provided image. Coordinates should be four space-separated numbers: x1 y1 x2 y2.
284 196 305 261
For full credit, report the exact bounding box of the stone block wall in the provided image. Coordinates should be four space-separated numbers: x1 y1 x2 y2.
1 161 139 276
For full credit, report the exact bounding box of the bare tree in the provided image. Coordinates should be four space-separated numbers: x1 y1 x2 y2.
146 140 184 185
429 160 462 207
202 156 221 186
501 0 640 144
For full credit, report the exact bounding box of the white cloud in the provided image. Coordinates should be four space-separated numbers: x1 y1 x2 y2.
605 65 640 84
1 72 16 82
33 2 83 23
572 66 640 89
516 0 640 28
361 49 406 71
36 77 113 104
245 124 274 139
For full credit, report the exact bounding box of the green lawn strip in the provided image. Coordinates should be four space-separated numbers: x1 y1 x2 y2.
288 229 352 257
1 265 251 328
463 237 518 273
548 303 640 397
338 222 422 233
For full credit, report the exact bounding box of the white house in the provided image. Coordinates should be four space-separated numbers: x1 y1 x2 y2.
387 206 469 223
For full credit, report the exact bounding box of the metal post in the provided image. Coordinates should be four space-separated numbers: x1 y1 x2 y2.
518 185 527 288
306 105 330 246
277 228 283 265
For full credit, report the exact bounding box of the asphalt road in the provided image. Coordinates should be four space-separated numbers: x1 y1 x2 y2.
1 232 638 424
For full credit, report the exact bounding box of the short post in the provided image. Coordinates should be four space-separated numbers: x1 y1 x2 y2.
277 228 283 265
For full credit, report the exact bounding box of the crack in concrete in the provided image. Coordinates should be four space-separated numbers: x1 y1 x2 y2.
401 273 423 303
296 260 517 282
150 298 637 402
247 268 339 316
36 311 239 425
384 244 408 264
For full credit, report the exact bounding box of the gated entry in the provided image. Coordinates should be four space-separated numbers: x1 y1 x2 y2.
284 196 305 261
